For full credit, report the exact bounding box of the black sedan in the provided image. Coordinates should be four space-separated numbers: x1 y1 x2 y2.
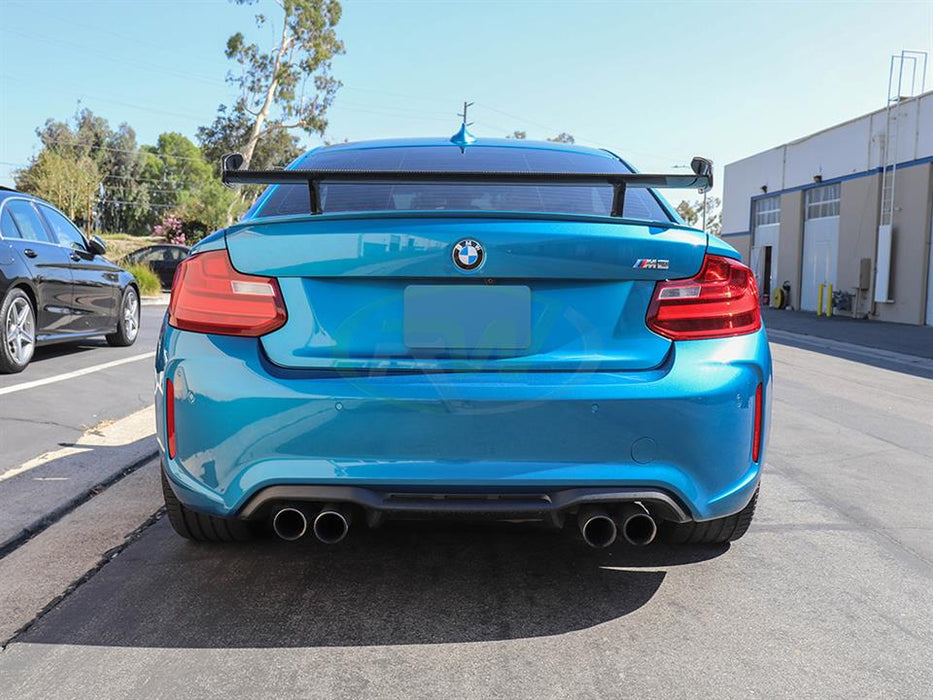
0 188 140 374
120 244 190 289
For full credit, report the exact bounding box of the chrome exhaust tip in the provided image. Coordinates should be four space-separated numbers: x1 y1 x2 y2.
618 503 657 547
578 506 618 548
272 506 309 541
313 504 351 544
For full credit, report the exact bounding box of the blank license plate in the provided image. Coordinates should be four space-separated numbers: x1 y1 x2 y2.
404 285 531 350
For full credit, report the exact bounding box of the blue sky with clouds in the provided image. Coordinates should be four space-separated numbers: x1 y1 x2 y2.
2 0 932 201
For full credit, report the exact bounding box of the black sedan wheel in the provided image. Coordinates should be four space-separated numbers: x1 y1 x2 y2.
106 286 140 347
1 289 36 374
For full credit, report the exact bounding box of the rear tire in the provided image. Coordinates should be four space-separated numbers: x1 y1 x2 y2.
106 286 139 347
1 288 36 374
161 469 253 542
662 487 759 544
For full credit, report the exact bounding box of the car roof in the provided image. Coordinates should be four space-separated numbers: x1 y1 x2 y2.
0 186 27 201
295 137 631 173
0 187 47 204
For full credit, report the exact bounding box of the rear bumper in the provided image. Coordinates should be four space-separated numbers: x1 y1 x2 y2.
156 326 771 522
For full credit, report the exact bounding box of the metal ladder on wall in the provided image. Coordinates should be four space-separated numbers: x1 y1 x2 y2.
875 50 928 304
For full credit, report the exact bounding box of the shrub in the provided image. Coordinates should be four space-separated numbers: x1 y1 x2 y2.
125 262 161 296
153 216 185 244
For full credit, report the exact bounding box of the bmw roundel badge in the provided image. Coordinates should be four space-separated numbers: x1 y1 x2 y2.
452 238 485 271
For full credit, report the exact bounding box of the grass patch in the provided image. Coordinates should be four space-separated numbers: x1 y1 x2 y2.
125 263 161 296
99 233 161 260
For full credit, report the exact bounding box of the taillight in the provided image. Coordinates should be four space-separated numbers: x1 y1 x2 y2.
166 377 176 459
646 254 761 340
168 249 287 336
752 383 763 463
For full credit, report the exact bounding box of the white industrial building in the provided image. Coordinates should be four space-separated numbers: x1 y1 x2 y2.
721 88 933 326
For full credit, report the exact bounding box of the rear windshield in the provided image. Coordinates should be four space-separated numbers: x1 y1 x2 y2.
249 145 672 222
253 182 668 220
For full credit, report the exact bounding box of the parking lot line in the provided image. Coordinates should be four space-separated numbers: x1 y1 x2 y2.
0 352 155 397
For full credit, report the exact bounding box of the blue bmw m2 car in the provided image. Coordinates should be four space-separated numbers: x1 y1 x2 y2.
156 135 771 549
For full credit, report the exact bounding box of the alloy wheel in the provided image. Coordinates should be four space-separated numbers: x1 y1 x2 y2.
123 289 139 341
5 297 35 366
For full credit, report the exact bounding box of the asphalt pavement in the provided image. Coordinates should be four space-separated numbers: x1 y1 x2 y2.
0 316 930 698
0 306 164 553
763 307 933 359
0 305 164 473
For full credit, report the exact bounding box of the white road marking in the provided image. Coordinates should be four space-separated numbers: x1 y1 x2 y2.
0 352 155 397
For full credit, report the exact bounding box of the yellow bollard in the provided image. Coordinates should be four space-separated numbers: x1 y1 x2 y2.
826 284 833 317
817 283 824 316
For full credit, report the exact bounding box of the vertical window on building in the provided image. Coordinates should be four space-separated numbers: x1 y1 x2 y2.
753 196 780 227
805 183 840 219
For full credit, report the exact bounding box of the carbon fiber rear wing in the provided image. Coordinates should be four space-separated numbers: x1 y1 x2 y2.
220 153 713 217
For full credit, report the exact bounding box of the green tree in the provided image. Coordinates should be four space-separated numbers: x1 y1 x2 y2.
25 109 150 234
16 150 99 224
676 196 722 236
140 132 212 210
141 132 243 239
174 179 248 238
222 0 345 169
547 132 575 144
197 104 302 173
506 130 527 140
98 123 149 235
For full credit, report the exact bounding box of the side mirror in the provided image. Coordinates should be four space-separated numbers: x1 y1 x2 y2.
89 235 107 256
690 157 714 193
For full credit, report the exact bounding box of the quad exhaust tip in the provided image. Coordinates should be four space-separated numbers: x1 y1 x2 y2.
578 503 658 548
313 504 351 545
272 500 652 547
618 503 658 547
272 503 352 544
578 507 618 548
272 506 308 541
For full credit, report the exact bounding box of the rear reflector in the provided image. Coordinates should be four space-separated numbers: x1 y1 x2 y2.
752 383 763 463
166 377 176 459
646 254 761 340
168 249 287 336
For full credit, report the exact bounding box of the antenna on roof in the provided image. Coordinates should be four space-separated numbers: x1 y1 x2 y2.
450 100 477 150
458 101 474 127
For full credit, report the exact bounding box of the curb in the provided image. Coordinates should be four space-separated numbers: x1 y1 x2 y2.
141 293 170 306
0 450 159 561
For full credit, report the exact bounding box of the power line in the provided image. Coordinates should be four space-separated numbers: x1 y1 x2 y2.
96 199 175 209
33 137 208 163
1 19 688 163
0 73 206 124
0 28 227 88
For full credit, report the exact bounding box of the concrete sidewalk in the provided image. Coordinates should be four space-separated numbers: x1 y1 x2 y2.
762 308 933 359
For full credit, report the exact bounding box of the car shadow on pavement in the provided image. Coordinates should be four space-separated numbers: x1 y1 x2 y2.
21 518 727 649
26 341 106 364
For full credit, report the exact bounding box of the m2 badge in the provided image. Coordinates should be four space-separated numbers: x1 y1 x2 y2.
633 259 670 270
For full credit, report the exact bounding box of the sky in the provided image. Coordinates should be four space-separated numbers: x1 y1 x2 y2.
1 0 932 204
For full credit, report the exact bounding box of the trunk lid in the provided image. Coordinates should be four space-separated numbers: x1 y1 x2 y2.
224 215 707 372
